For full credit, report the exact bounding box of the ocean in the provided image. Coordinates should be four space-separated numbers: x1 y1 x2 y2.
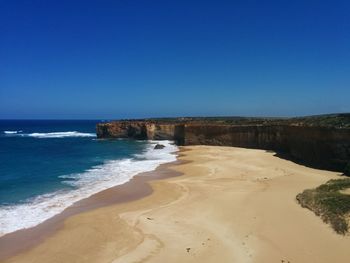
0 120 177 236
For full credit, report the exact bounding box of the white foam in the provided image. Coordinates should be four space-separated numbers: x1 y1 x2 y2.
0 140 177 236
3 130 22 134
22 131 95 138
3 131 95 138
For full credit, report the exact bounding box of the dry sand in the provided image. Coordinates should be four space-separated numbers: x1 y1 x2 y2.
2 146 350 263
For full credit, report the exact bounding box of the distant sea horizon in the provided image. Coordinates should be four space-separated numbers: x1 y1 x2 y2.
0 119 177 236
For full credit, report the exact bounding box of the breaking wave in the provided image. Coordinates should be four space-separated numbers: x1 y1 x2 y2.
0 140 177 236
3 130 22 134
4 131 96 138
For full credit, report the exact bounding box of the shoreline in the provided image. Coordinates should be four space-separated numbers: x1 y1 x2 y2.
3 146 350 262
0 149 184 261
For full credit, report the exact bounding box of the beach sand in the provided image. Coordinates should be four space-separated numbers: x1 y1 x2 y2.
2 146 350 263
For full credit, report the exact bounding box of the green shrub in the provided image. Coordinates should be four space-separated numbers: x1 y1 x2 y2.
297 178 350 234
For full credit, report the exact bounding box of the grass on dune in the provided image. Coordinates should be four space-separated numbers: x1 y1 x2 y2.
296 178 350 234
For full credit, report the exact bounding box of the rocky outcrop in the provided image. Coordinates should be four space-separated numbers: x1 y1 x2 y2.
154 144 165 149
96 117 350 173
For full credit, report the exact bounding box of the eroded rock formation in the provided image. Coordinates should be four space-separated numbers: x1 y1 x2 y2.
96 115 350 173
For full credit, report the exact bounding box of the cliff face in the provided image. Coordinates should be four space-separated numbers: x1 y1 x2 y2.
96 120 350 173
184 124 350 171
96 121 183 142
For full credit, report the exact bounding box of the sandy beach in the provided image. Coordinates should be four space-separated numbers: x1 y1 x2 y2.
2 146 350 263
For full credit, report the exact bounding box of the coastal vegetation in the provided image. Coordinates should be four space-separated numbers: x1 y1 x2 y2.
116 113 350 128
297 178 350 234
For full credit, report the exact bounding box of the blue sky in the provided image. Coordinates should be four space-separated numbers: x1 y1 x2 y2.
1 0 349 119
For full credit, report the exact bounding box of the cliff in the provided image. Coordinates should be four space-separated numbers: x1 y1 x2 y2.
96 121 184 142
96 114 350 173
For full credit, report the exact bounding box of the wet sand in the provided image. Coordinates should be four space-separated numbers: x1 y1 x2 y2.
2 146 350 263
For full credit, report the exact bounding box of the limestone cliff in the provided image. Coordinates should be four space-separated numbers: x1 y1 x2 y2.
96 121 185 143
96 115 350 173
183 124 350 172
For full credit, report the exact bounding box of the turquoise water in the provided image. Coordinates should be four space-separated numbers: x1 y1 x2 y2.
0 120 177 235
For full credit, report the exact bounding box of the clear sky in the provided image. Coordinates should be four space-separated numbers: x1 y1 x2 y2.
1 0 349 119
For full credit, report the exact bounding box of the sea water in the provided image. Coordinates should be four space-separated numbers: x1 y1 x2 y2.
0 120 177 236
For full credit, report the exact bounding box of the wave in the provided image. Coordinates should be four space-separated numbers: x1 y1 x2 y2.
4 131 96 138
25 131 96 138
0 140 177 236
3 130 22 134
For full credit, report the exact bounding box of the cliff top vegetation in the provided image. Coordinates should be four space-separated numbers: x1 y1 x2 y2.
107 113 350 129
